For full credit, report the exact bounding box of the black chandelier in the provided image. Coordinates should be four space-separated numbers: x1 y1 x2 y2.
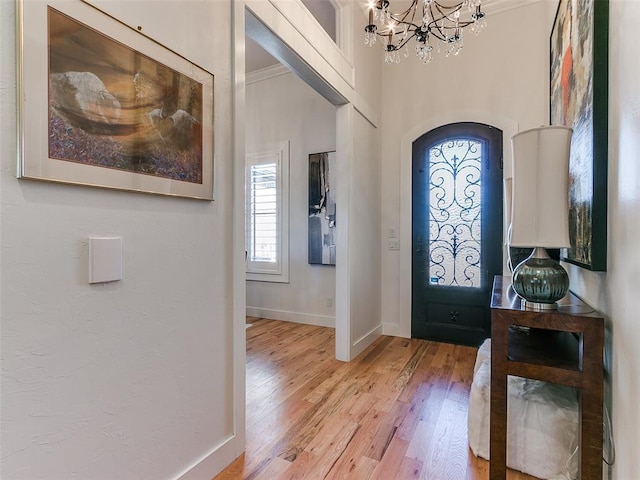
364 0 487 64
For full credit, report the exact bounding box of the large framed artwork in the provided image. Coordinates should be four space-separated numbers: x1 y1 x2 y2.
308 151 336 266
17 0 215 200
550 0 608 270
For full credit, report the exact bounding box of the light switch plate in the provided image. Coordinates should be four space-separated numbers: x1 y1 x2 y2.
89 237 122 284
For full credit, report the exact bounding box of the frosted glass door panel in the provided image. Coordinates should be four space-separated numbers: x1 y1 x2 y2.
428 139 482 288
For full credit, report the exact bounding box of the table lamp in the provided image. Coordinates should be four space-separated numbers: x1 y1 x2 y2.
509 126 572 310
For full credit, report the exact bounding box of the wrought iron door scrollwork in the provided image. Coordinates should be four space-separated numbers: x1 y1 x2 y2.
428 139 482 288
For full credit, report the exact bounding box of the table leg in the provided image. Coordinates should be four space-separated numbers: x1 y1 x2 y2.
490 314 508 480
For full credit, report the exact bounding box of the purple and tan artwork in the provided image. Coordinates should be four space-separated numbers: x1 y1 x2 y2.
48 7 204 184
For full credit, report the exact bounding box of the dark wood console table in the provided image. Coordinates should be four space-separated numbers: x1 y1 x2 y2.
489 276 604 480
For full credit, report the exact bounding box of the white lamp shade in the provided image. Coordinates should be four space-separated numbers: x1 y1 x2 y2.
503 177 512 245
510 126 572 248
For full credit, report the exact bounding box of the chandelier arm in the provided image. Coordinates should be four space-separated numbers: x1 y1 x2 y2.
389 0 419 21
377 16 421 44
425 19 475 41
382 19 421 34
427 3 451 40
386 0 420 41
375 28 420 52
394 30 420 51
432 1 466 16
426 17 448 42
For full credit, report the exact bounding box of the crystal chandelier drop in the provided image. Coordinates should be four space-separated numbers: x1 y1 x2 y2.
364 0 487 64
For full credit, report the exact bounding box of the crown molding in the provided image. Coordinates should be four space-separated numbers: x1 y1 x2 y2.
484 0 546 16
246 63 291 85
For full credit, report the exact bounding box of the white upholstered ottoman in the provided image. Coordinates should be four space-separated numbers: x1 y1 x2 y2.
468 339 580 480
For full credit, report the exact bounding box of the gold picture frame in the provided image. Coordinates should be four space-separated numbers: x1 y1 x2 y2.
17 0 215 200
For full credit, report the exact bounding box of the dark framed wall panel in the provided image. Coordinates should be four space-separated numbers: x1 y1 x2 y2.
550 0 608 271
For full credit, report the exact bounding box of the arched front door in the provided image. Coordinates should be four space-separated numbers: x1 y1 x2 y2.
412 122 503 346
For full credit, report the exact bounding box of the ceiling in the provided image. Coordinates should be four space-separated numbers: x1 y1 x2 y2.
245 36 279 73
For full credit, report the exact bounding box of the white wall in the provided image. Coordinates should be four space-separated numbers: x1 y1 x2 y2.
565 2 640 479
351 2 382 118
0 1 239 479
349 110 382 349
380 2 550 337
335 5 383 358
245 69 337 327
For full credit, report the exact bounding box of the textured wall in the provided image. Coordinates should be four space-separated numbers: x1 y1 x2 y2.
349 109 382 347
0 1 235 479
566 1 640 478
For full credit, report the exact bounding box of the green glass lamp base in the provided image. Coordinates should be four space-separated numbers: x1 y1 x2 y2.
512 247 569 310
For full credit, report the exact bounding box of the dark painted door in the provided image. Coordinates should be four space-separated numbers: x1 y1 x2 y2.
412 123 503 346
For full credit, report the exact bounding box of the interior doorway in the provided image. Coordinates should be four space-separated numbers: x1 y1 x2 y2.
242 2 349 359
244 48 338 330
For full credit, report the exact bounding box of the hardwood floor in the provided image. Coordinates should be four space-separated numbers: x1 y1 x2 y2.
214 319 538 480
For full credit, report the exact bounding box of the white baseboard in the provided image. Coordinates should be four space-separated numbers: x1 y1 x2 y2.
174 434 240 480
350 324 383 359
382 322 411 338
246 307 335 328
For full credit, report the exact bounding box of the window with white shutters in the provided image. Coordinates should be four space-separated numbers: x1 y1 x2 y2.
245 143 289 282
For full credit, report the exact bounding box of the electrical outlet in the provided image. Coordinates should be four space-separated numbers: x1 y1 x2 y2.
326 297 333 308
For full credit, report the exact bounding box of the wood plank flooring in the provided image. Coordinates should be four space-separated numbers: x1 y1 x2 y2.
214 319 538 480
